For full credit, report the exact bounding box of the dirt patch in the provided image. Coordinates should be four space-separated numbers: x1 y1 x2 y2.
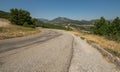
0 18 10 27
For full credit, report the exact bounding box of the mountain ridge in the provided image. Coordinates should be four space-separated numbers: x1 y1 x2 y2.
38 17 112 24
48 17 93 25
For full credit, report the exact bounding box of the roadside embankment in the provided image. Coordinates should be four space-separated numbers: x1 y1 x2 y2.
0 19 40 40
70 31 120 68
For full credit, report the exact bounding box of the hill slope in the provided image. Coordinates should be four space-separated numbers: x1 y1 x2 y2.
49 17 93 25
0 10 9 19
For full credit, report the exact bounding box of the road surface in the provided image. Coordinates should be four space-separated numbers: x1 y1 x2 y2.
0 29 119 72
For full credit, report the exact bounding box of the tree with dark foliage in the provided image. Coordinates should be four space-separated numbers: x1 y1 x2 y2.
91 17 120 41
10 8 33 27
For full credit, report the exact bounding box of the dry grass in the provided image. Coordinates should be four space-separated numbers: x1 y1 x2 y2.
0 25 40 40
71 31 120 58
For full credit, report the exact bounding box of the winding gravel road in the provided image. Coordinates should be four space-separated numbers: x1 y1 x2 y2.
0 29 119 72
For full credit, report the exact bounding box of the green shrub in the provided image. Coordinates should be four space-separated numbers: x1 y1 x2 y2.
23 22 29 27
9 8 34 27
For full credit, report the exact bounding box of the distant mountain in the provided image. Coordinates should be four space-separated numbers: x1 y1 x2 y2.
49 17 93 25
50 17 72 23
38 18 49 23
37 17 106 25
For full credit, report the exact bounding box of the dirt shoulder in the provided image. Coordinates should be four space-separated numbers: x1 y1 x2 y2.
71 31 120 58
69 35 119 72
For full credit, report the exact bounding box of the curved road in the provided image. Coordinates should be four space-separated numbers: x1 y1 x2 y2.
0 29 119 72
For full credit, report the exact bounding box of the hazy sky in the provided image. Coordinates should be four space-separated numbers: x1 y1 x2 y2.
0 0 120 20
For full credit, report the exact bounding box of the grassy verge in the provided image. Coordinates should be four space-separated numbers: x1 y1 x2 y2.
71 31 120 58
0 25 40 40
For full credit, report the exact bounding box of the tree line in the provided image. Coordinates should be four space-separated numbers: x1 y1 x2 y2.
91 17 120 42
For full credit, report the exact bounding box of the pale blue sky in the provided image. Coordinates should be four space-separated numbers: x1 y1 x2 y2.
0 0 120 20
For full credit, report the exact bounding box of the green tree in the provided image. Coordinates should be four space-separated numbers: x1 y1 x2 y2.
112 17 120 33
10 8 19 24
92 17 107 35
32 18 45 27
10 8 33 26
91 17 120 41
108 17 120 41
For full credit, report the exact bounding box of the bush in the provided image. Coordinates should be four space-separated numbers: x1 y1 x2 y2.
10 8 34 27
23 22 35 28
23 22 29 27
